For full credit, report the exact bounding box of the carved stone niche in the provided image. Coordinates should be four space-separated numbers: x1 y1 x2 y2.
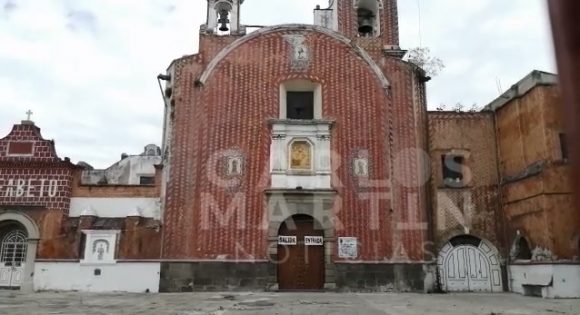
269 119 334 190
80 230 120 265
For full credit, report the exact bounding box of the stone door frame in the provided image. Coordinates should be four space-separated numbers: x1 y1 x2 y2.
0 211 40 292
266 190 336 290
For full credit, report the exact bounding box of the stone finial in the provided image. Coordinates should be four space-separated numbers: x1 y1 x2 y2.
127 207 143 218
80 207 98 217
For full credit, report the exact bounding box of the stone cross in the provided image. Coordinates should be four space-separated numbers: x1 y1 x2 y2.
26 110 33 120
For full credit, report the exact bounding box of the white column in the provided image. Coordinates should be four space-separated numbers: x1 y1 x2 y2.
271 134 287 173
316 133 331 174
230 0 240 33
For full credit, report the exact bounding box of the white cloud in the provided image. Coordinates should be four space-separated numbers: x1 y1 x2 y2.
0 0 557 168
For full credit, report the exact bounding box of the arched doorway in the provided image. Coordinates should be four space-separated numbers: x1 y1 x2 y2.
277 214 325 290
437 235 503 292
0 221 28 289
0 212 40 292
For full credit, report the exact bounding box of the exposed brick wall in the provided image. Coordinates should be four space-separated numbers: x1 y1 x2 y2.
0 123 75 213
71 167 162 198
0 123 59 162
163 28 427 261
0 165 74 213
382 58 429 260
427 112 505 253
495 86 565 176
0 122 164 261
495 85 578 259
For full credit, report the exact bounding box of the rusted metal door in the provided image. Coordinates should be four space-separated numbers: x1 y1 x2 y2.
277 215 325 291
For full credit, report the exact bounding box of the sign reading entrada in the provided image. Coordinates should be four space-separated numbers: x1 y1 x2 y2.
1 178 59 198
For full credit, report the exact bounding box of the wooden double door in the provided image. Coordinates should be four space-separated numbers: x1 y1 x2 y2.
277 215 325 291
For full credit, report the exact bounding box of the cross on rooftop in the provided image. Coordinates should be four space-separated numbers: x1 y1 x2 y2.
26 110 33 121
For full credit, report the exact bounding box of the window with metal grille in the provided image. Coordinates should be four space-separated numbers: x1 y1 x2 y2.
287 92 314 120
0 230 27 267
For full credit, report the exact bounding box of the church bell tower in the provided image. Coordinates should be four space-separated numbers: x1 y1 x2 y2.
314 0 400 50
205 0 244 35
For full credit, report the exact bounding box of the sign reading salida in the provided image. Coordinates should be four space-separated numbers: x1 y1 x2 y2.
1 178 59 198
278 236 297 245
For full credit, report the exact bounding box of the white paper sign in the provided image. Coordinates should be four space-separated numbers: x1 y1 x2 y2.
338 237 358 258
304 236 324 246
278 235 297 245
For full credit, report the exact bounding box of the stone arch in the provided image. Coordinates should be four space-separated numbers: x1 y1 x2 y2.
435 230 490 253
510 234 532 261
0 211 40 292
0 212 40 240
198 24 390 90
268 205 333 241
437 234 503 293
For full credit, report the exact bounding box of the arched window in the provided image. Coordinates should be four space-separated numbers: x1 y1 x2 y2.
515 237 532 260
0 230 27 267
289 140 313 170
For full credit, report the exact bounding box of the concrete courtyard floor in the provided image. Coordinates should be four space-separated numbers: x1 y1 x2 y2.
0 291 579 315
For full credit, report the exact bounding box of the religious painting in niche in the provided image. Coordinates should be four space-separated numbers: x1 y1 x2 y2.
92 239 110 261
283 34 310 71
290 140 312 170
353 158 369 176
227 156 243 175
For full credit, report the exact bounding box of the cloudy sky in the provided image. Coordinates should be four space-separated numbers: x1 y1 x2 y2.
0 0 555 168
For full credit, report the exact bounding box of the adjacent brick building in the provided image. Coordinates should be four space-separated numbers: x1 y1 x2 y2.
428 71 579 297
0 120 163 292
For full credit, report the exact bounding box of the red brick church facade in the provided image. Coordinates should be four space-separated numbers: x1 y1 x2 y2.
159 0 430 291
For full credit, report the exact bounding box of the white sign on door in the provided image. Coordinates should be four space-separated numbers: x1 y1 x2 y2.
338 237 358 258
304 236 324 246
278 236 297 245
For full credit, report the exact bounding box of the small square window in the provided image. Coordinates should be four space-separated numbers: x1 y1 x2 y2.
287 92 314 120
139 176 155 185
442 155 464 188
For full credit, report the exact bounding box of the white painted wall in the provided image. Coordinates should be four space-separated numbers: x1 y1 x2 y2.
69 197 161 219
34 262 160 293
80 148 161 185
509 264 580 298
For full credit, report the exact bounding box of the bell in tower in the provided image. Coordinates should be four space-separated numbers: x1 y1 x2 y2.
357 8 375 36
355 0 381 37
205 0 245 35
216 2 231 32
